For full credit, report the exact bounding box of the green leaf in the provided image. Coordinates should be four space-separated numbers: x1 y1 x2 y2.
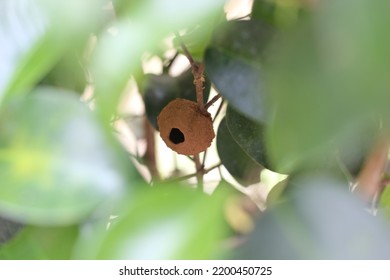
217 118 262 186
235 174 390 259
113 0 226 32
264 0 390 173
0 216 23 244
266 178 288 207
112 0 140 17
0 225 79 259
0 87 130 225
0 0 100 99
172 11 225 62
92 0 226 120
96 186 229 259
39 49 87 94
225 105 275 172
378 186 390 222
204 20 275 122
251 0 302 27
251 0 277 24
212 180 258 236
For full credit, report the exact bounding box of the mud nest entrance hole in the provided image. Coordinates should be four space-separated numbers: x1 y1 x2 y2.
169 128 185 144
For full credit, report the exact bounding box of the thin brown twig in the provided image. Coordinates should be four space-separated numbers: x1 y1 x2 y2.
381 176 390 188
163 51 179 73
203 98 224 167
355 135 390 202
374 175 390 206
212 99 225 123
174 31 206 114
194 154 204 191
194 63 206 113
217 165 224 180
186 155 195 162
165 163 222 183
174 32 196 68
174 31 210 191
202 149 207 168
143 117 160 180
205 94 222 110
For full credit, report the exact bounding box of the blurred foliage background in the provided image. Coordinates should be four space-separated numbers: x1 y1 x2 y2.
1 0 390 259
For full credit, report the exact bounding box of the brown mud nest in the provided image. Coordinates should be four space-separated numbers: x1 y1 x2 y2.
157 98 215 155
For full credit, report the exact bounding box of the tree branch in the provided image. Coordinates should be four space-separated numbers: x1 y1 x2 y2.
212 98 224 123
202 99 224 167
194 154 204 191
143 117 160 180
355 135 390 202
205 94 222 110
165 162 222 183
174 31 206 114
163 51 179 73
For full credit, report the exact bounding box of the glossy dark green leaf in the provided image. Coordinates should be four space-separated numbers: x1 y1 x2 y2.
235 174 390 259
96 186 229 259
205 48 263 122
0 0 100 99
0 87 130 225
226 105 274 172
0 225 79 259
217 118 262 186
142 74 180 129
204 20 275 122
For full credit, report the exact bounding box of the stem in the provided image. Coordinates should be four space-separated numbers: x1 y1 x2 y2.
194 63 205 113
174 31 206 114
144 117 160 180
174 32 196 68
205 94 222 110
202 150 208 168
381 176 390 188
174 31 214 190
212 99 225 123
163 52 179 73
202 99 224 167
186 155 195 162
194 154 204 191
165 163 222 183
355 135 390 202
